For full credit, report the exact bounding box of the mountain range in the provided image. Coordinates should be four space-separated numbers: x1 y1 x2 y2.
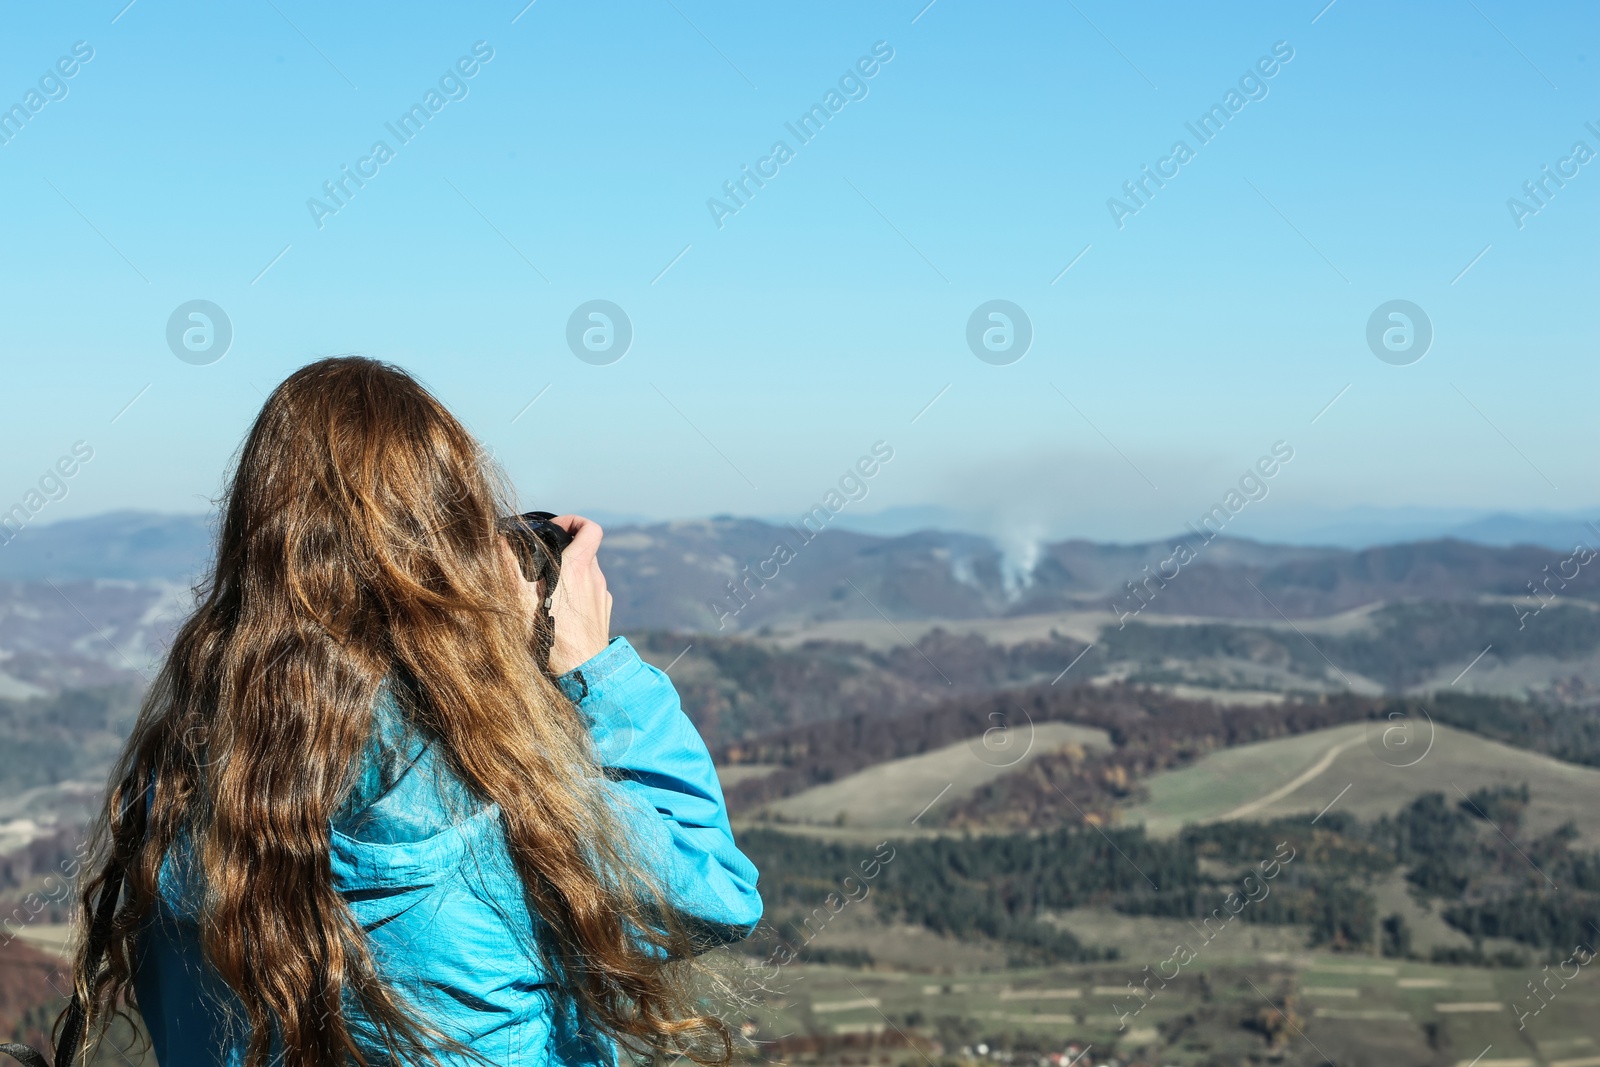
1 510 1596 702
825 504 1600 552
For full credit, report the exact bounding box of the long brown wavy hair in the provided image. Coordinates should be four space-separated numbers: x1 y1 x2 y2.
70 357 730 1067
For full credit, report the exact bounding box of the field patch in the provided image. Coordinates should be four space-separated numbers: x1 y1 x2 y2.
1120 721 1600 845
759 722 1111 828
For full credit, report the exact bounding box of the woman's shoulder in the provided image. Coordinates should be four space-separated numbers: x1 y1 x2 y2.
332 683 487 845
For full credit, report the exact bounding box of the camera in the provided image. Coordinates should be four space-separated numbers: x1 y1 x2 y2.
497 510 573 674
498 510 572 584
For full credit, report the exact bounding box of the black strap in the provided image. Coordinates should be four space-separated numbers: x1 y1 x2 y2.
0 828 129 1067
56 861 126 1067
0 1045 49 1067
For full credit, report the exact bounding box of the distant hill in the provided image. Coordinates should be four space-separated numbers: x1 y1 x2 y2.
0 578 189 698
0 511 212 583
12 510 1594 627
1209 505 1600 551
1446 510 1600 550
1120 720 1600 846
824 504 1600 551
3 510 1598 702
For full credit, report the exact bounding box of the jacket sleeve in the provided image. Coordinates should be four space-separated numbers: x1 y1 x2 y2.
557 637 763 944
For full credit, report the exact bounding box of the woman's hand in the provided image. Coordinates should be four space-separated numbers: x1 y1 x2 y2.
544 515 612 676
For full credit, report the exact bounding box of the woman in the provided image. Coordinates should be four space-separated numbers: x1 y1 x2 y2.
69 358 762 1066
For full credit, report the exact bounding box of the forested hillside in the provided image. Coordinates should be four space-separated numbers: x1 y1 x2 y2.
0 686 140 795
633 628 1089 741
1104 600 1600 692
741 784 1600 967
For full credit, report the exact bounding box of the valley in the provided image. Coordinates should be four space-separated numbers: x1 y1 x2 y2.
6 511 1600 1064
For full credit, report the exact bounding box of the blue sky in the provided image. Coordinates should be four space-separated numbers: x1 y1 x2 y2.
1 0 1595 545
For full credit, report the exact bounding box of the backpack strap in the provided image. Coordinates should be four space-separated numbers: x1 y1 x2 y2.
0 1045 50 1067
51 860 127 1067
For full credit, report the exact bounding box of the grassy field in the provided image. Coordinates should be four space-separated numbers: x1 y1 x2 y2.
1120 721 1600 846
25 924 1600 1067
718 947 1600 1066
758 722 1111 829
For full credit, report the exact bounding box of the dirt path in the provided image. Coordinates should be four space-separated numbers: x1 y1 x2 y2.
1216 732 1365 822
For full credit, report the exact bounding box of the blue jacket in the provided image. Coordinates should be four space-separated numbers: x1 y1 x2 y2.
134 638 763 1066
